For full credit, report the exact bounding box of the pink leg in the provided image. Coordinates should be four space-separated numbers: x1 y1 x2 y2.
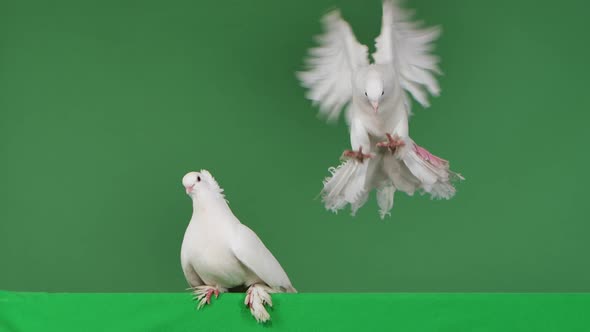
205 290 212 304
245 289 253 308
205 288 220 304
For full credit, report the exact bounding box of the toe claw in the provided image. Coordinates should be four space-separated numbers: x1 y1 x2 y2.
192 286 220 309
341 147 372 163
377 133 405 153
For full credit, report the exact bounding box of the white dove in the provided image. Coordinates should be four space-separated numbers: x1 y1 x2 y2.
180 170 296 323
298 0 463 218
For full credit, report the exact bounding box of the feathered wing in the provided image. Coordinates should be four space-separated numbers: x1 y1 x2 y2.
231 224 296 293
297 10 369 122
373 0 441 108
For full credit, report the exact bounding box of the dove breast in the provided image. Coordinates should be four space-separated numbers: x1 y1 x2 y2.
181 219 261 289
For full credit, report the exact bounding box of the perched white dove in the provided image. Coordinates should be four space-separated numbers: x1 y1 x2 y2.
180 170 296 323
298 0 463 218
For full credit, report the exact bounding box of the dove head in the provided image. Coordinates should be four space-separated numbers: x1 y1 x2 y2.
361 68 385 114
357 66 385 113
182 170 224 200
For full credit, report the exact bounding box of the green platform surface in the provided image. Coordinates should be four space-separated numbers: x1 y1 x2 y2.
1 292 589 332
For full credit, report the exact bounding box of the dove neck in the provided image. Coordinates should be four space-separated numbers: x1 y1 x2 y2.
191 191 231 216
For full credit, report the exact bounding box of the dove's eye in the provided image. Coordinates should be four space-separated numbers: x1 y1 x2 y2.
381 91 384 96
364 92 367 96
197 176 201 182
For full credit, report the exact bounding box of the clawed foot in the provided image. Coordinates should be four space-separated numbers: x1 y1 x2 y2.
341 147 373 163
377 133 405 154
192 285 220 309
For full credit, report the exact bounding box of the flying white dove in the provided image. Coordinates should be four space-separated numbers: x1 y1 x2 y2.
297 0 463 218
180 170 296 323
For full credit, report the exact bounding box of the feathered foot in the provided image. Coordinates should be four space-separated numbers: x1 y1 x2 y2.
341 147 373 163
377 133 406 154
191 285 221 309
245 284 274 323
413 143 448 168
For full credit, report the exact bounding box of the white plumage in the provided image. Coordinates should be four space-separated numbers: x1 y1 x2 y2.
180 170 296 323
298 0 463 218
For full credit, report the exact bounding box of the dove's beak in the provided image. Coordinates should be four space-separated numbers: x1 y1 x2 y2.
185 184 195 194
371 101 379 113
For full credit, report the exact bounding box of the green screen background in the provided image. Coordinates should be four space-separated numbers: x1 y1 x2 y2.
1 0 588 292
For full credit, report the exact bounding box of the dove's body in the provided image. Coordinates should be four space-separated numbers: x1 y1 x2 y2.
181 207 260 289
180 170 295 322
348 65 408 150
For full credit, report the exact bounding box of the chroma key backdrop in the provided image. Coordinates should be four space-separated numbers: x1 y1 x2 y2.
1 0 589 295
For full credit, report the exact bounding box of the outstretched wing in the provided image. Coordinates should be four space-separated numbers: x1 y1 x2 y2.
297 10 369 123
373 0 441 108
232 224 296 292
